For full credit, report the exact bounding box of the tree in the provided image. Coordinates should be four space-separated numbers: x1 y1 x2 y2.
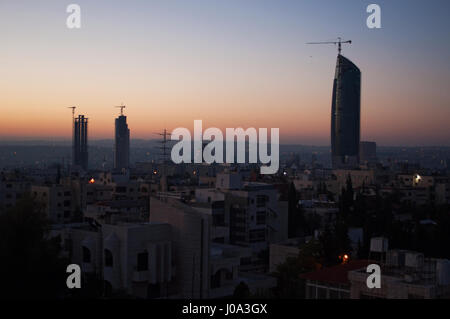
233 282 251 299
273 240 323 298
0 197 69 299
340 175 354 220
288 182 303 238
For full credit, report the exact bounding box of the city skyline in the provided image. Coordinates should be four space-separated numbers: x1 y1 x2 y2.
2 1 450 303
1 0 450 146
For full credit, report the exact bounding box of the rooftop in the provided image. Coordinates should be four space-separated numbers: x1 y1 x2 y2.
300 260 372 285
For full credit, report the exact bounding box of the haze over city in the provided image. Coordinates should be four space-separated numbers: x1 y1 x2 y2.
3 0 450 307
1 0 450 146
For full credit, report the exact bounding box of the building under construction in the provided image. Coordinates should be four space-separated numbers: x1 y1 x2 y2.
331 54 361 169
73 114 88 171
114 106 130 172
307 38 361 169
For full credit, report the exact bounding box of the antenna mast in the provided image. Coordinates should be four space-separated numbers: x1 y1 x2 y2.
154 129 172 164
154 129 173 192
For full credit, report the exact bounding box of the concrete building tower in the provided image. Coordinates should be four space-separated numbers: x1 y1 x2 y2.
73 115 88 171
114 109 130 171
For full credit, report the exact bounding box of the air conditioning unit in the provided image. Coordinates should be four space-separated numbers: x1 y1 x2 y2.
370 237 389 253
386 250 406 267
405 252 424 268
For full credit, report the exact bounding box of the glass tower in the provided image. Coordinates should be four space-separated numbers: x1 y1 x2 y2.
331 54 361 169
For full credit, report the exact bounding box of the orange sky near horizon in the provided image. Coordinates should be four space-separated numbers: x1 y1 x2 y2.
1 1 450 146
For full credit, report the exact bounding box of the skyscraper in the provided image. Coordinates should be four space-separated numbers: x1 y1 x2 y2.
331 54 361 169
73 115 88 171
114 114 130 171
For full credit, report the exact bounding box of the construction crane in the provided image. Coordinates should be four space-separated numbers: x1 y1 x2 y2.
67 106 76 120
115 104 126 116
67 106 76 168
306 37 352 55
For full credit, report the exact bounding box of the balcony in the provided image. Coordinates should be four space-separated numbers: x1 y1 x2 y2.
132 270 149 282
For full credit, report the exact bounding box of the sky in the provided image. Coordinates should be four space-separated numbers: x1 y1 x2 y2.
1 0 450 146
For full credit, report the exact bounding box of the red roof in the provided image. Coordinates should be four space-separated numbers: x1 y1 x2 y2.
300 260 372 285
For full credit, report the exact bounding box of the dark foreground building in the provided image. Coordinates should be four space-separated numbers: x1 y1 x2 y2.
331 54 361 169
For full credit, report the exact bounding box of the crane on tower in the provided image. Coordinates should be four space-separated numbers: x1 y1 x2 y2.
115 104 126 116
67 106 76 120
306 37 352 55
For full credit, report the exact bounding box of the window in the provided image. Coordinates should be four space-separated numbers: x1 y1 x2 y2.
256 195 266 208
82 246 91 263
225 270 233 280
104 249 113 267
256 211 266 225
249 229 266 243
115 186 126 193
137 251 149 271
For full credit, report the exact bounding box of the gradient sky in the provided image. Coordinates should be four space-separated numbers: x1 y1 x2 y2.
1 0 450 146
